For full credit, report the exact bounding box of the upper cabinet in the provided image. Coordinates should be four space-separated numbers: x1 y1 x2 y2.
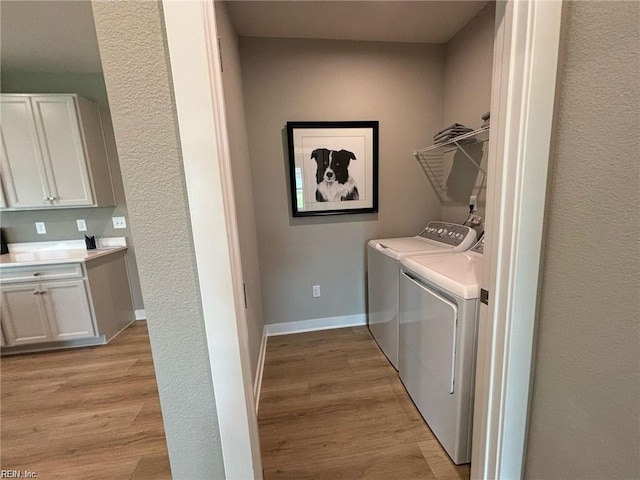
0 94 115 210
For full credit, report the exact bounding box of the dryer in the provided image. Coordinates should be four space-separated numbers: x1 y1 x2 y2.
367 222 476 370
398 238 484 464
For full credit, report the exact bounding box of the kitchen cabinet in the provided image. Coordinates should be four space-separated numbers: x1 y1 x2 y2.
1 279 94 346
0 248 135 353
1 283 52 345
0 94 115 210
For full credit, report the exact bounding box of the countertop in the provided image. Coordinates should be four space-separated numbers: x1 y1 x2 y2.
0 247 127 268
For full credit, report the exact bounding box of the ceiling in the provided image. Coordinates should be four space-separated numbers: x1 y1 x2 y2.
0 0 488 74
226 1 488 44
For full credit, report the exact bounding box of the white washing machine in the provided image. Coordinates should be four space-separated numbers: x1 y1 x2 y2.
367 222 476 370
398 238 484 465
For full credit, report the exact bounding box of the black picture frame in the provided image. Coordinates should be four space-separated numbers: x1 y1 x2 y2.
286 121 379 217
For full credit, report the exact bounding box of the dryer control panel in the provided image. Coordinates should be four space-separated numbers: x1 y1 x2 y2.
418 221 476 248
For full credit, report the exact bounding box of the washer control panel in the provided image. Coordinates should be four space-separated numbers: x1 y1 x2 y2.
418 221 475 247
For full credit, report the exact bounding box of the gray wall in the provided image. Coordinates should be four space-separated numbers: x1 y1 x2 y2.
443 2 495 130
91 1 225 477
239 37 444 325
0 72 144 311
441 2 495 223
525 2 640 479
215 2 265 385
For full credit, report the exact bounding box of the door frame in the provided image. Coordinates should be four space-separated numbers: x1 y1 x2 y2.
472 1 563 478
162 1 263 479
161 0 563 478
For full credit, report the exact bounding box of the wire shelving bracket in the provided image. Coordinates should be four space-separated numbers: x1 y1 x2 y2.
413 126 490 205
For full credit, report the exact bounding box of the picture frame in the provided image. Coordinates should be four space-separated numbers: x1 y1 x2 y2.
286 121 379 217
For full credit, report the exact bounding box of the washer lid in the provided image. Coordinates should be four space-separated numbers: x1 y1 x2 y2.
400 252 483 299
368 237 451 260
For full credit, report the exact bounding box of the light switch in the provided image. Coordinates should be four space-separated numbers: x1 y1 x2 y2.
312 285 321 298
35 222 47 234
112 216 127 229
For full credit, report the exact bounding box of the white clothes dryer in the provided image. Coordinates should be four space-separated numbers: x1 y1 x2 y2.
367 222 476 370
398 238 483 464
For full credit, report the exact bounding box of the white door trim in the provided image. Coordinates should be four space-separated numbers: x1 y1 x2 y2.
471 1 563 479
163 0 563 478
162 2 263 479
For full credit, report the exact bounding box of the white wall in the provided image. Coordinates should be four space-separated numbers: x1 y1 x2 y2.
525 1 640 478
239 37 443 326
441 2 495 223
215 2 265 385
92 1 225 476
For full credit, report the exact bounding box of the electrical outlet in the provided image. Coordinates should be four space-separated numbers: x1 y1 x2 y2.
76 219 87 232
112 216 127 229
470 195 478 212
35 222 47 234
312 285 321 298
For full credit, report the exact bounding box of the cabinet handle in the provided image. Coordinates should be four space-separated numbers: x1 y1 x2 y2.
33 272 41 276
43 196 56 201
32 291 45 295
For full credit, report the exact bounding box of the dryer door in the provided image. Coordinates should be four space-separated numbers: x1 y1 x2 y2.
399 269 460 461
399 270 457 394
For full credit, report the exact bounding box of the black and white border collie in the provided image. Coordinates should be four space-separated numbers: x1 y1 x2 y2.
311 148 359 202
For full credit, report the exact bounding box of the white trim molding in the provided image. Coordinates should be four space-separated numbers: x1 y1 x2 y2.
265 314 367 337
162 1 263 479
134 309 146 321
254 327 268 414
471 1 563 479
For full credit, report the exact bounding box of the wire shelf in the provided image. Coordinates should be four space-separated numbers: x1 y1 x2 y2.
413 127 490 206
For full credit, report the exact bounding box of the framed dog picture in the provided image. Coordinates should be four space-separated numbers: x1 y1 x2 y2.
286 121 379 217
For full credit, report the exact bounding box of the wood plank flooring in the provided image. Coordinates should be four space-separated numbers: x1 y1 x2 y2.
258 327 470 480
1 322 171 480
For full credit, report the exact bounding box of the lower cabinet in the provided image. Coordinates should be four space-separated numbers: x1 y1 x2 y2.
0 251 134 353
1 279 95 346
1 283 53 345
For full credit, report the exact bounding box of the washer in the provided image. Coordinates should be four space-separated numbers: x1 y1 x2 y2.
398 238 484 465
367 222 476 370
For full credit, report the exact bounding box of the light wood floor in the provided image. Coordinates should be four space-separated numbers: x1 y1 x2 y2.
1 322 171 480
258 326 471 480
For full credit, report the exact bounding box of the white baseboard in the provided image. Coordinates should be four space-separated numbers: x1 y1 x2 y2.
253 327 268 415
135 309 146 321
264 313 367 337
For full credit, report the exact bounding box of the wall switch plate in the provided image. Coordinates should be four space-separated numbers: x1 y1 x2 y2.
35 222 47 234
312 285 321 298
76 219 87 232
112 216 127 229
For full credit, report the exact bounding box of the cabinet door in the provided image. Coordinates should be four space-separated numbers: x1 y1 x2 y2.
0 96 50 208
31 95 94 207
40 280 95 341
0 284 52 345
